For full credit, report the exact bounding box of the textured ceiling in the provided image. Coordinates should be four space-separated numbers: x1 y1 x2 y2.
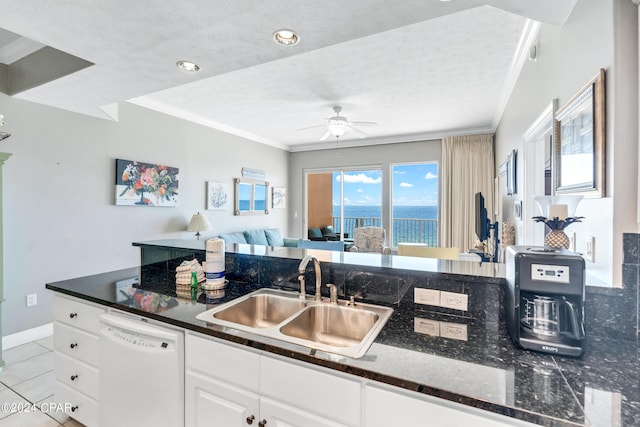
0 0 578 151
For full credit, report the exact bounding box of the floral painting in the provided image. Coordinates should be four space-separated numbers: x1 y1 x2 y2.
207 181 231 210
115 159 179 206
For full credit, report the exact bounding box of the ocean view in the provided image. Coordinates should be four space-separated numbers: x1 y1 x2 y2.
332 205 438 245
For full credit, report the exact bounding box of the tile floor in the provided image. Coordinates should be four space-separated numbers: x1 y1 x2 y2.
0 336 83 426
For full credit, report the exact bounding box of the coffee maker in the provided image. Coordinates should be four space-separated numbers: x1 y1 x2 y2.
506 246 585 357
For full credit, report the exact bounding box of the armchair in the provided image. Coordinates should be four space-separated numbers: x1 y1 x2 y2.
349 227 391 254
308 227 326 241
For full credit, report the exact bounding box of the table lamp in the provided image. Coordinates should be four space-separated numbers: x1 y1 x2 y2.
187 212 212 240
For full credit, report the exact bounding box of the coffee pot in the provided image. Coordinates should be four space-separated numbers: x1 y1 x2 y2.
506 246 586 357
520 295 584 339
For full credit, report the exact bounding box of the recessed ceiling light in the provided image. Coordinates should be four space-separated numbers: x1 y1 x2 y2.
176 60 200 72
272 29 300 46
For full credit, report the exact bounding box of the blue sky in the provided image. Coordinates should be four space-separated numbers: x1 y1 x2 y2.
332 163 438 206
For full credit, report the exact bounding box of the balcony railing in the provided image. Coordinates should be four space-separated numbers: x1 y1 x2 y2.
332 216 438 247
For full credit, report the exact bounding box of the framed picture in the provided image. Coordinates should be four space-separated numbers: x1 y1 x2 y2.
272 187 286 209
115 159 179 206
234 178 269 215
554 69 605 197
207 181 232 210
506 149 517 195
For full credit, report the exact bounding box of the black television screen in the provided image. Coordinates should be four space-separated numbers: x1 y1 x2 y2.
475 192 489 242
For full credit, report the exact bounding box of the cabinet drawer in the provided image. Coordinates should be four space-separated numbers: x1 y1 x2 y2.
186 333 260 391
54 295 105 333
260 356 361 426
54 322 100 367
55 352 99 400
55 381 99 427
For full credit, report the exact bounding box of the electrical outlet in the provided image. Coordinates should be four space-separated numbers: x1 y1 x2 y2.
414 288 440 306
439 291 468 311
26 293 37 307
585 235 595 263
414 318 440 336
439 322 468 341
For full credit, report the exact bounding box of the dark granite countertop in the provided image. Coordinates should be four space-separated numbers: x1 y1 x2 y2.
46 267 639 427
132 239 506 281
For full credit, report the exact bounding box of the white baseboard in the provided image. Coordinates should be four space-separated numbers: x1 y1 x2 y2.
3 323 53 350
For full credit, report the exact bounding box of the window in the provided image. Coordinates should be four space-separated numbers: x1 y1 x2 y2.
391 162 439 247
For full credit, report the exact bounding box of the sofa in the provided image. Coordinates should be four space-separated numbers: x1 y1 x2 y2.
218 228 297 248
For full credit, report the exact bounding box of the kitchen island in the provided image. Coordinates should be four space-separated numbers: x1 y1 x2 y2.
45 240 639 426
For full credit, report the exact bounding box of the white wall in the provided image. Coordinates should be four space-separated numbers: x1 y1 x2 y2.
288 140 441 240
0 96 288 335
495 0 639 287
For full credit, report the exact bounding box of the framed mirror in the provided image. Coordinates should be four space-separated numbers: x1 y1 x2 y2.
234 178 269 215
554 69 605 197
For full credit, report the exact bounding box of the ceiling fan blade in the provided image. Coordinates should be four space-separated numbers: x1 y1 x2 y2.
349 121 377 127
346 125 367 138
319 130 333 141
297 124 327 131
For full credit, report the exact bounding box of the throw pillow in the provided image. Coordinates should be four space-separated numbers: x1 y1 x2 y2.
244 229 269 245
321 225 335 236
265 228 285 246
308 227 323 239
218 232 247 244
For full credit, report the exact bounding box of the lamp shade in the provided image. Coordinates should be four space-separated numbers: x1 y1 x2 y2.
187 212 212 237
534 195 583 219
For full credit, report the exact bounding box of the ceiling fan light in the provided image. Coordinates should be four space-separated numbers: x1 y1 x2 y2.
273 29 300 46
328 124 346 137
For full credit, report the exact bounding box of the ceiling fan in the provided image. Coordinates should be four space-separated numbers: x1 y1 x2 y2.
298 106 377 140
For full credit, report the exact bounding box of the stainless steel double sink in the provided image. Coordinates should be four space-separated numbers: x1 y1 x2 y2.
196 288 393 359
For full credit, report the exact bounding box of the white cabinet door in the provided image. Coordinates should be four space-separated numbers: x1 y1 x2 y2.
260 356 361 426
185 370 260 427
365 386 537 427
260 397 349 427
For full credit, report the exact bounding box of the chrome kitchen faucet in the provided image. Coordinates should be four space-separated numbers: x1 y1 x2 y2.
298 255 322 301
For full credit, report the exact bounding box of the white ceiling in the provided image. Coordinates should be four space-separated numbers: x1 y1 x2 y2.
0 0 578 151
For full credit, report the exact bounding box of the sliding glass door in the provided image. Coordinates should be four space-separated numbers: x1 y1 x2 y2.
305 167 382 240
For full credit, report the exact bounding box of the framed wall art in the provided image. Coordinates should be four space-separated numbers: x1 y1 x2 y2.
234 178 269 215
554 69 605 197
506 149 517 196
207 181 232 210
115 159 179 206
272 187 286 209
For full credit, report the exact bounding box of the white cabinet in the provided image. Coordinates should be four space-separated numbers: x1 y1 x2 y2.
53 294 105 427
260 397 348 427
52 295 541 427
185 332 357 427
186 370 259 427
364 385 538 427
260 356 360 426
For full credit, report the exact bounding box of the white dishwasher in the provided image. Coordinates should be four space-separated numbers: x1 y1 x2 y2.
99 312 184 427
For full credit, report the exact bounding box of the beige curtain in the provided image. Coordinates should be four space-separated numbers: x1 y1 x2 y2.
440 134 495 252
